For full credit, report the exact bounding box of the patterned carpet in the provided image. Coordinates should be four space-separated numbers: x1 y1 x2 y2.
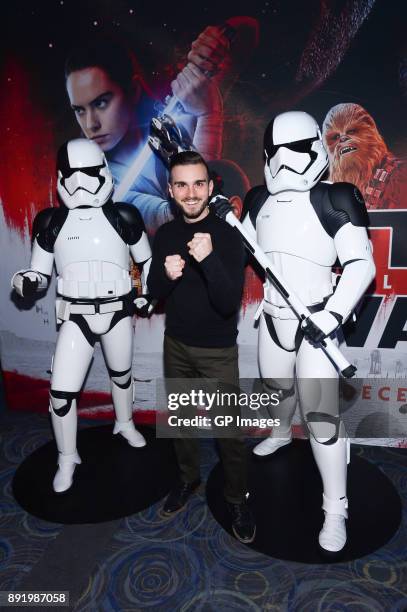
0 411 406 611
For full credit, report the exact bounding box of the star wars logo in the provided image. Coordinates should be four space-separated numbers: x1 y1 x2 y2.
343 209 407 349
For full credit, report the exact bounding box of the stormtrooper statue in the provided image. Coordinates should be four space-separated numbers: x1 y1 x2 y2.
12 139 153 493
242 111 375 552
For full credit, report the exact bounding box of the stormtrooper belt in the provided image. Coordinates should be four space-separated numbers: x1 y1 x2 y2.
57 298 124 320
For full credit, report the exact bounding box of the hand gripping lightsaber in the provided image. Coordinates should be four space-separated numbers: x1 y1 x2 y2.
114 97 180 202
114 24 236 203
210 198 357 378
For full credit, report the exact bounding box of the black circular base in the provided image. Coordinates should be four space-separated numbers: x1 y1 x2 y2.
206 440 402 563
12 425 178 524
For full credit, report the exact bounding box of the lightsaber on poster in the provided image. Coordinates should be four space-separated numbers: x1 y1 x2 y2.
113 24 235 202
210 196 357 379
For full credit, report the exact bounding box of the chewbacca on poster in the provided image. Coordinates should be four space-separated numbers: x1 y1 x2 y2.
322 103 406 209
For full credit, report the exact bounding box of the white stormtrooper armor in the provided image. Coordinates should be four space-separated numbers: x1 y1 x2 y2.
12 139 153 493
264 111 329 195
243 112 375 552
56 138 114 209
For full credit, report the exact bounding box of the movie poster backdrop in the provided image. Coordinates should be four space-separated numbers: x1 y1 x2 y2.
0 0 406 444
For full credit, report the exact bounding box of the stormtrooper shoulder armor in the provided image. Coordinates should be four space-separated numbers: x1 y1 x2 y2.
242 185 269 228
102 201 146 246
310 182 369 238
31 208 55 241
33 207 69 253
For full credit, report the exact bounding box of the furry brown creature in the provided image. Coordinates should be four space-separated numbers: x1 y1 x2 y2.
322 103 406 209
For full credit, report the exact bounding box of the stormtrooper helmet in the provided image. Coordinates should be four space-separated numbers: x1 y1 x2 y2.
56 139 114 209
264 111 328 194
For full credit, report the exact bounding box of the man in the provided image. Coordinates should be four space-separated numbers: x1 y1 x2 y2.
64 28 232 235
242 111 375 552
147 151 256 544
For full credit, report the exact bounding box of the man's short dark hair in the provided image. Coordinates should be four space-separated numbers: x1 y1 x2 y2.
169 151 210 181
65 37 136 95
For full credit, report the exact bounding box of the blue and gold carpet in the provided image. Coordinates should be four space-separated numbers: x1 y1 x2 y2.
0 412 406 611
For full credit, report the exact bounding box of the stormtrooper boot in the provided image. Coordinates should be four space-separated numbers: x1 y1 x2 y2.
50 396 81 493
113 419 146 447
310 434 349 552
253 376 297 457
319 493 348 552
112 378 146 447
253 426 292 456
53 451 82 493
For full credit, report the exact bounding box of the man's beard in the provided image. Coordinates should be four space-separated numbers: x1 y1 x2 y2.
180 197 209 219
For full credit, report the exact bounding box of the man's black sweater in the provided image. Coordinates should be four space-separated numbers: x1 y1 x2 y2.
147 210 245 348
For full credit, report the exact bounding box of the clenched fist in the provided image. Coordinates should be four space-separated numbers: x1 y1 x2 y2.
187 25 232 77
187 233 213 262
165 255 186 280
171 62 222 117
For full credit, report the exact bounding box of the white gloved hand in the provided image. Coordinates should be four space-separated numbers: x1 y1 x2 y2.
133 295 157 317
11 270 43 298
209 194 234 220
301 310 342 343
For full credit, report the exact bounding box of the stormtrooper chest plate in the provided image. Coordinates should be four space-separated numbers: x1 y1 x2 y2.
256 192 336 264
256 192 337 308
54 208 131 299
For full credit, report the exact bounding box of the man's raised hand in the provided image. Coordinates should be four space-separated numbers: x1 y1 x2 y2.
187 233 213 262
165 255 186 280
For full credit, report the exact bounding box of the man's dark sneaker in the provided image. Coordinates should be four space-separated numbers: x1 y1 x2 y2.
162 479 201 515
227 500 256 544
